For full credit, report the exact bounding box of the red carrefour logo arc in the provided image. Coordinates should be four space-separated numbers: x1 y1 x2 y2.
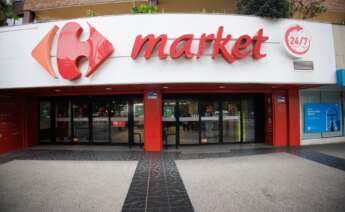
32 22 269 81
31 22 114 80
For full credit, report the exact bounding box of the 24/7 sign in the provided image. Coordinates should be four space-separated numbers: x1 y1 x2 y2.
283 25 311 58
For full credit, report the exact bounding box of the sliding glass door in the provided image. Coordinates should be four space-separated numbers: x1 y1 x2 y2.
162 94 263 146
39 96 142 145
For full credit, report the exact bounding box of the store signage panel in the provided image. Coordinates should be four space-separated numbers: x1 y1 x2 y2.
304 103 341 133
0 14 337 88
32 22 268 81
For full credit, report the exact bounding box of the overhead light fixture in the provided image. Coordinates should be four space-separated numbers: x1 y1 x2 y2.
219 86 226 89
54 89 61 92
105 87 112 90
163 86 169 89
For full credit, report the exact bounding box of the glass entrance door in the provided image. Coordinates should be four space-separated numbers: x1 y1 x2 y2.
133 100 144 145
223 100 241 143
55 100 71 143
200 101 220 144
163 100 177 146
39 101 51 143
72 101 90 143
179 100 199 145
161 94 262 147
92 101 110 143
110 100 129 144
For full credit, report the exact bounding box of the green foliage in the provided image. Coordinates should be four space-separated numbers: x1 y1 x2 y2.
131 4 159 14
289 0 327 19
236 0 327 19
86 9 97 17
236 0 290 18
0 0 17 26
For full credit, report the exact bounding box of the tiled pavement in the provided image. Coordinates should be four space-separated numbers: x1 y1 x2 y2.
0 143 345 212
122 153 194 212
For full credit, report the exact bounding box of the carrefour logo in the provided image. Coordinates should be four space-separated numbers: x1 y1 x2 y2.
32 22 269 81
31 22 114 80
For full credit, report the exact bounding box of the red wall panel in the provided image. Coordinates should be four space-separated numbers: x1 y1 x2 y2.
144 90 162 152
0 96 38 154
288 88 300 146
272 91 288 147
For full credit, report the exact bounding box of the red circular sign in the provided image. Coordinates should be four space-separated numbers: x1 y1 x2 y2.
284 25 311 57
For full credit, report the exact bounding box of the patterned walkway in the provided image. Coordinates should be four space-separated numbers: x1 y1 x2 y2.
1 143 345 212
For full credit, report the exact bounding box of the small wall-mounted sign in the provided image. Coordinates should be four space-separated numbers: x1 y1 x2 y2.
294 61 314 71
277 96 286 103
147 91 158 100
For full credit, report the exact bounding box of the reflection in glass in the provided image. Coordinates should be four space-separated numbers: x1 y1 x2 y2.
201 102 219 144
179 100 199 144
55 101 71 143
223 101 241 143
133 100 144 144
242 99 255 142
39 102 51 142
163 100 176 146
110 100 129 144
92 101 109 143
72 102 89 143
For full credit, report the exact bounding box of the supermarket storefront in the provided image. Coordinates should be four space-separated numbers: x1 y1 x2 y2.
0 14 337 153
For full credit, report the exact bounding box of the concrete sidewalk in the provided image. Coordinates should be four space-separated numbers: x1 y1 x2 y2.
177 152 345 212
0 160 137 212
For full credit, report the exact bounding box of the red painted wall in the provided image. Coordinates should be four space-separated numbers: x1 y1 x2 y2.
288 88 300 146
144 90 162 152
272 91 288 147
0 96 24 154
0 96 38 154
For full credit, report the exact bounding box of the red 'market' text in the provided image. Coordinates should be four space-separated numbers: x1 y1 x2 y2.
131 26 269 63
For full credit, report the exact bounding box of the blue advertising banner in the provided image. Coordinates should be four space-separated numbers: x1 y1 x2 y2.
304 103 341 133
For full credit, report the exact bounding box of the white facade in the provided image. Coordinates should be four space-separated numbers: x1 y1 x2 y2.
0 14 337 89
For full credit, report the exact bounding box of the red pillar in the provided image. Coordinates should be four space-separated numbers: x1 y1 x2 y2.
144 90 162 152
287 88 300 146
272 91 288 147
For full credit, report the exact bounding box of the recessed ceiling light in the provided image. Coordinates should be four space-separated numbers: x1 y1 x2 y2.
219 86 226 89
105 87 112 90
54 89 61 92
163 86 169 89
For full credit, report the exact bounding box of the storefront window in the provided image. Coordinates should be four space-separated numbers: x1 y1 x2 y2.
301 90 343 139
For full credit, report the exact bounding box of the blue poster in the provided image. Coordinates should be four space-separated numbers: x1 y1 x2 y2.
304 103 340 133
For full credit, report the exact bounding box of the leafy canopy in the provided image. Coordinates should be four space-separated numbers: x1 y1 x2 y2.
131 4 159 14
0 0 17 25
236 0 290 18
236 0 327 19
